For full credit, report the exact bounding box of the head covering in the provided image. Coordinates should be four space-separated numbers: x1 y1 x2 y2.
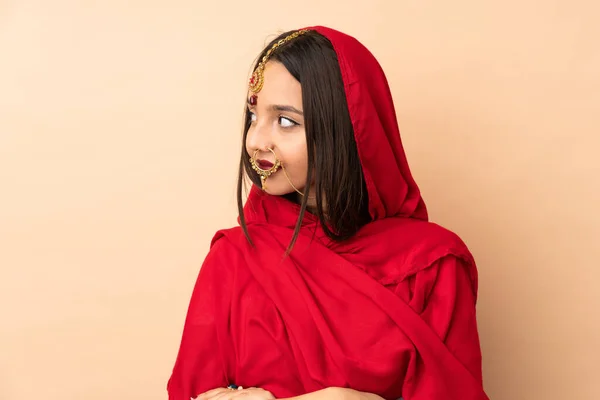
313 26 427 222
167 26 488 400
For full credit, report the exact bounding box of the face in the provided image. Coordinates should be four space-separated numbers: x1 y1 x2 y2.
246 61 310 196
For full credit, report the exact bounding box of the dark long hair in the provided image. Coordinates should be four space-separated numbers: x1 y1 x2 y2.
237 29 371 252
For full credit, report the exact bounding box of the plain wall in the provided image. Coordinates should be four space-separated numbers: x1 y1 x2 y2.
1 1 598 399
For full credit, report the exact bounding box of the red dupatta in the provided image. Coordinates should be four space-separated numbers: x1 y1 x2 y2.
167 26 488 400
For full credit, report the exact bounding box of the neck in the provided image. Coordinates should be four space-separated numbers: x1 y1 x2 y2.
297 189 324 217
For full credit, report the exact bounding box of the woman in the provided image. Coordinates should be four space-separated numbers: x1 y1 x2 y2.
167 26 489 400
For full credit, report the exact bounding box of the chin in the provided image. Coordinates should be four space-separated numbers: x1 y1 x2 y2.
253 172 305 197
263 186 296 196
256 180 296 197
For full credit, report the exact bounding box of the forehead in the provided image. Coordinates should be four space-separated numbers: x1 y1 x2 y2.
249 61 302 106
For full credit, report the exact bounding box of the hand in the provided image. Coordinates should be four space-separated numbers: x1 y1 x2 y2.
196 386 276 400
327 388 385 400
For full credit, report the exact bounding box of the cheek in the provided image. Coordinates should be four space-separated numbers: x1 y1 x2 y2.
282 141 308 174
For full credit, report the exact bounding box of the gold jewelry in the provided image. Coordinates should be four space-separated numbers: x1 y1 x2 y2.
281 163 304 196
249 29 309 93
250 148 281 191
249 148 304 196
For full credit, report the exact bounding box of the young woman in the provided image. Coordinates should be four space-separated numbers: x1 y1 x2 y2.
167 26 489 400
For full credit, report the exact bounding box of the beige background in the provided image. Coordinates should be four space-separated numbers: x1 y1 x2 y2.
1 1 599 399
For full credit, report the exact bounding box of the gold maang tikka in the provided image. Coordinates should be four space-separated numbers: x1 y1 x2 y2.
247 29 309 196
248 29 309 94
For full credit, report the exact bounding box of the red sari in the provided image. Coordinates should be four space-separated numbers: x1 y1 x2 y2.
167 26 489 400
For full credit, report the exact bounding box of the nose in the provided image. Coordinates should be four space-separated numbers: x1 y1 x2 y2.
246 118 274 156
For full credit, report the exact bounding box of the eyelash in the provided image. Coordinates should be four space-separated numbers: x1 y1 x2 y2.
278 116 299 128
248 111 299 128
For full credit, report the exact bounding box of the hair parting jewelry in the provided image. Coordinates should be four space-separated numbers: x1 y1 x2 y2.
249 94 257 106
248 29 310 94
247 30 309 196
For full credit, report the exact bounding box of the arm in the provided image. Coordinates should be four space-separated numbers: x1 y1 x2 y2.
196 387 385 400
399 255 485 399
409 255 483 382
281 388 385 400
167 239 232 399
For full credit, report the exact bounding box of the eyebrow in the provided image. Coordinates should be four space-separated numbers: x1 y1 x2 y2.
272 104 303 116
247 99 304 117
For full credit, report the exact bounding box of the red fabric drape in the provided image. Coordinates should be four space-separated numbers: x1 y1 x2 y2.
167 26 488 400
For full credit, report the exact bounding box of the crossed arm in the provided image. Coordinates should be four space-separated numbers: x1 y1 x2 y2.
195 386 385 400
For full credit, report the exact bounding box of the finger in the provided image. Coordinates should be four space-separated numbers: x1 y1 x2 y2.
220 391 249 400
210 390 239 400
196 388 229 400
216 387 263 400
228 388 270 400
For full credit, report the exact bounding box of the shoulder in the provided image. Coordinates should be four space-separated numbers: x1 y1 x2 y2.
202 226 257 270
348 217 476 285
192 228 248 291
404 254 480 309
359 217 473 260
194 227 245 276
210 226 249 250
409 219 473 259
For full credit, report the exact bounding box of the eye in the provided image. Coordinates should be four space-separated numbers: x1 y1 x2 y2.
278 116 298 128
248 111 257 123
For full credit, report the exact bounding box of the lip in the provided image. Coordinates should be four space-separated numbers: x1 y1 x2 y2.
257 159 274 169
